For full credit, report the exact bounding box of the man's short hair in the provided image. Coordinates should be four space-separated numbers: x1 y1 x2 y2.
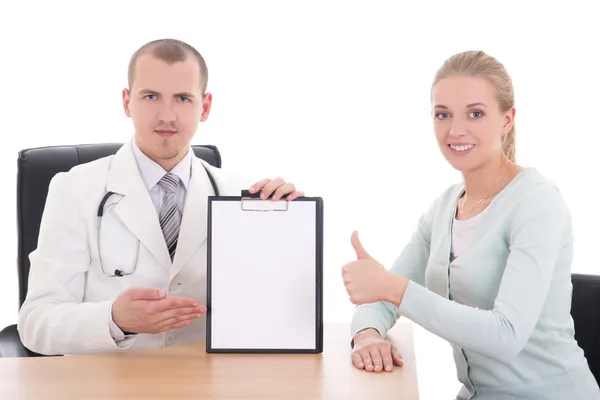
128 38 209 94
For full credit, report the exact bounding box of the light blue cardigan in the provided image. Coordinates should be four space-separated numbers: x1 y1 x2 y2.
351 168 600 399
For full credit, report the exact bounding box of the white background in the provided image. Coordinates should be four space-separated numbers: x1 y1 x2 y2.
1 1 599 398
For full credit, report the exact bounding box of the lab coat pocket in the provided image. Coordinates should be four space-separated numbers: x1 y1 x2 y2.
97 204 139 276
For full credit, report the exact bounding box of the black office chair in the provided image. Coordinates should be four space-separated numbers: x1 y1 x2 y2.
571 273 600 384
0 143 221 357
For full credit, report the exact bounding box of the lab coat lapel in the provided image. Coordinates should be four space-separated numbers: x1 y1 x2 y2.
106 142 172 271
170 157 212 277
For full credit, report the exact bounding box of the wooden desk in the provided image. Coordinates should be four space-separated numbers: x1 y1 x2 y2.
0 323 418 399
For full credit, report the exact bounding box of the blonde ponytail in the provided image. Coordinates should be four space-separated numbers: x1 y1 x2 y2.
502 125 516 162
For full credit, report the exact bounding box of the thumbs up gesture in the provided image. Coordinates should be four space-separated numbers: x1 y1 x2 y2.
342 231 406 306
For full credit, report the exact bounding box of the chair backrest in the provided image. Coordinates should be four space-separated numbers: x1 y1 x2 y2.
571 273 600 384
16 143 221 308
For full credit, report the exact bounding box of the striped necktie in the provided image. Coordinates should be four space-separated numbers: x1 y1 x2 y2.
158 173 181 261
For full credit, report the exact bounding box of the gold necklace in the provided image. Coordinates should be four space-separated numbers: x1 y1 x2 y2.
460 158 509 215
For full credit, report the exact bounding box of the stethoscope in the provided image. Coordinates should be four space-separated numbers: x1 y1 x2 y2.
96 164 219 277
97 191 139 277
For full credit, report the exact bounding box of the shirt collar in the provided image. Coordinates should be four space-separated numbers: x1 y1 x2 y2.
132 140 192 191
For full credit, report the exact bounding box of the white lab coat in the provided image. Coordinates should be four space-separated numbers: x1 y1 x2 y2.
18 141 252 355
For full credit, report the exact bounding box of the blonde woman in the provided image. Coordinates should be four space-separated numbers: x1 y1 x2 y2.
342 51 600 399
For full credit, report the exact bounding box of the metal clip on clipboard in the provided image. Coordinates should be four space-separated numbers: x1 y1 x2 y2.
240 190 289 212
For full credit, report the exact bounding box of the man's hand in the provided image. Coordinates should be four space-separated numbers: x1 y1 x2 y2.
342 231 407 306
351 328 404 372
248 177 304 201
112 287 207 334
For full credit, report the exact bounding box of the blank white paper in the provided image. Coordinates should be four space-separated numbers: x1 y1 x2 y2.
209 200 318 350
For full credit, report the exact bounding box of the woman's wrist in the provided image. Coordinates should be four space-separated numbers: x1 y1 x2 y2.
352 328 381 348
386 274 409 307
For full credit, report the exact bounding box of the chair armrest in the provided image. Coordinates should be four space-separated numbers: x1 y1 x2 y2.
0 324 30 357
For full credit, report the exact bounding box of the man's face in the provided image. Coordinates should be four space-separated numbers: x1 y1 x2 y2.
122 54 212 168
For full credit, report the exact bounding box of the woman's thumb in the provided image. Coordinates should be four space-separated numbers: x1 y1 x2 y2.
351 231 372 260
392 347 404 366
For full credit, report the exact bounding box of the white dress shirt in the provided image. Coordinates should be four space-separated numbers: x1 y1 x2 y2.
108 141 192 342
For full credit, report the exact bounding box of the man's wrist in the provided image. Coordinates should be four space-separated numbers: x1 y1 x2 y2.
110 302 137 337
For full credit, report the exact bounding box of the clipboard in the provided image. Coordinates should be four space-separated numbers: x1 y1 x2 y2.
206 190 324 354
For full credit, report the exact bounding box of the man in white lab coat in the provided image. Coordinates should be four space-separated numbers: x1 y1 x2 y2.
17 38 305 355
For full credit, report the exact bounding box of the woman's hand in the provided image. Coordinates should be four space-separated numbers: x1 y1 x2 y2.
342 231 408 307
351 328 404 372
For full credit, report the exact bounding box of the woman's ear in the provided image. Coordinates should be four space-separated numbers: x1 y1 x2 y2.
503 107 516 134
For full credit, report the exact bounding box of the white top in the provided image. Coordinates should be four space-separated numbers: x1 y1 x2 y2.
450 204 490 261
